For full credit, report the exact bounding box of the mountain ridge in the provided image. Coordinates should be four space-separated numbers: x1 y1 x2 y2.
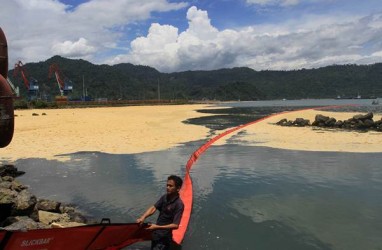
8 56 382 101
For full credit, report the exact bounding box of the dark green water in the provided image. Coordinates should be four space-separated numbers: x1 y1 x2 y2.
4 100 382 250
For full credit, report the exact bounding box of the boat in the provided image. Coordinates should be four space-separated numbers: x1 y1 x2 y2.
0 221 151 250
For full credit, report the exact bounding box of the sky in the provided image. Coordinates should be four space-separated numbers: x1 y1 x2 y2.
1 0 382 73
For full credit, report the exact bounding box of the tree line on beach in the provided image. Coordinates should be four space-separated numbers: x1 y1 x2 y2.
8 55 382 102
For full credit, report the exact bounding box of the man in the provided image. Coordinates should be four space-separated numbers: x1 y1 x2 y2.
137 175 184 250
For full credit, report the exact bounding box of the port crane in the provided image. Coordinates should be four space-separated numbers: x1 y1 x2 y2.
48 63 73 96
13 61 39 100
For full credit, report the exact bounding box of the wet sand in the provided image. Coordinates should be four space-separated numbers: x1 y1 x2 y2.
1 106 381 162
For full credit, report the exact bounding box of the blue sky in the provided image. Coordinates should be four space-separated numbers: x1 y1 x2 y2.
1 0 382 72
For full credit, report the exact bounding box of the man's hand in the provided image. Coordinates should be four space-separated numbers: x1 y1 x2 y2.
137 205 156 225
136 217 145 225
146 224 159 230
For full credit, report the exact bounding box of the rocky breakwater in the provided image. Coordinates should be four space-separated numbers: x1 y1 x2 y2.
276 112 382 131
0 165 88 231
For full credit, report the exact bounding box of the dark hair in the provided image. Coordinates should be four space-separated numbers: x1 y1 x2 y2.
168 175 183 188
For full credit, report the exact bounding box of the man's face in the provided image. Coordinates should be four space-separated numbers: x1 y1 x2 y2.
166 179 179 195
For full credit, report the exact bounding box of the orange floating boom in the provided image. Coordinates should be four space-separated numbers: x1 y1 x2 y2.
172 104 357 245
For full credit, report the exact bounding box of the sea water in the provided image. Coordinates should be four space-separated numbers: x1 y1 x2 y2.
6 99 382 249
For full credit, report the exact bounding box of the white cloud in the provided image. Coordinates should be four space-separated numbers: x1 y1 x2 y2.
1 0 382 73
185 6 218 39
108 5 382 72
52 38 96 57
0 0 188 67
110 6 230 71
109 23 181 72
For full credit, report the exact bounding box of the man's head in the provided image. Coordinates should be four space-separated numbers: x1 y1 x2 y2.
166 175 183 195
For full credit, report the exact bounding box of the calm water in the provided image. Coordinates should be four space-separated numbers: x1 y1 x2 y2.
3 99 382 250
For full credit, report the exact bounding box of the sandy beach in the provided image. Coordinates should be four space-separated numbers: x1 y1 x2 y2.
1 105 381 162
1 104 215 162
216 109 382 153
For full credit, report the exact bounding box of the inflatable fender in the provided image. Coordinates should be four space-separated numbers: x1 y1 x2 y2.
0 27 14 148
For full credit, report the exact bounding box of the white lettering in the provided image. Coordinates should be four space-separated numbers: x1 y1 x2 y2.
20 237 54 247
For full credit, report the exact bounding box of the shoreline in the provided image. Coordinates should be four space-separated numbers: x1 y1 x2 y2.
1 105 381 163
215 109 382 153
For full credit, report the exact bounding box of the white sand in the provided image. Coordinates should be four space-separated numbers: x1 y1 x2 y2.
1 106 381 163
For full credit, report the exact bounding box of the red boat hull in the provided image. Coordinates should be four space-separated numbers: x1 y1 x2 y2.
0 223 151 250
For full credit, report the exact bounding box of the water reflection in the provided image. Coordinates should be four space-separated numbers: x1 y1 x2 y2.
12 142 382 249
186 145 382 249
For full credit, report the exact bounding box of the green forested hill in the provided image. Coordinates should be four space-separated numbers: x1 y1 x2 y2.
8 55 382 101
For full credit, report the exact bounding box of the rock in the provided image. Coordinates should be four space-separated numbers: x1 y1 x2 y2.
285 120 293 126
364 119 375 128
275 112 381 132
38 211 70 225
11 180 27 192
0 188 16 223
0 165 25 178
315 114 330 123
13 190 37 216
0 181 12 189
0 188 18 204
325 117 337 127
276 118 288 125
334 120 344 127
353 112 373 121
68 211 88 224
353 120 364 129
293 118 310 126
59 204 76 214
3 216 49 230
29 205 40 222
37 199 61 213
0 188 17 224
51 221 86 228
2 176 14 182
0 164 90 230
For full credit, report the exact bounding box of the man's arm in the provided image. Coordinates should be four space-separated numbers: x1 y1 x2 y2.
136 205 157 224
146 223 179 230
